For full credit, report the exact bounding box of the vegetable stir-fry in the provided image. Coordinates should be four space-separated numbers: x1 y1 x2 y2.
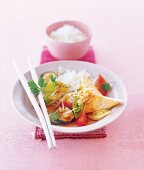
28 67 122 126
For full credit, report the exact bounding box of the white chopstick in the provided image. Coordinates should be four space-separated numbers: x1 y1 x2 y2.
12 59 55 149
27 57 56 148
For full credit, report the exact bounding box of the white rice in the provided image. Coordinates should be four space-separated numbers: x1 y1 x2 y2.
57 66 91 91
49 24 87 43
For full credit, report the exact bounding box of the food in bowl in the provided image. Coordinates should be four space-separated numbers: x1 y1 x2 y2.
12 61 127 133
49 24 87 43
28 67 123 127
46 21 92 60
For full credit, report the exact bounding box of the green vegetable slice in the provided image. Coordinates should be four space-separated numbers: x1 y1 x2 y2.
49 111 74 125
73 100 84 118
101 83 111 91
38 77 47 87
49 111 60 122
50 74 57 83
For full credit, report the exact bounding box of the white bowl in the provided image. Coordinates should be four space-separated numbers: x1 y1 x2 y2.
11 61 127 133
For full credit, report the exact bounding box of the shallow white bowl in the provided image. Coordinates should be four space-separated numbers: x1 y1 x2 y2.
11 61 127 133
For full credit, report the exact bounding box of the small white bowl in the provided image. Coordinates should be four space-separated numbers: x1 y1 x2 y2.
11 61 127 133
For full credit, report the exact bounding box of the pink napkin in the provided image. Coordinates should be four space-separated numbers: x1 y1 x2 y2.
34 46 106 139
40 46 96 64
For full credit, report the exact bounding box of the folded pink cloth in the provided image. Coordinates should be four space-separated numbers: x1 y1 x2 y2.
35 126 106 139
40 46 96 64
34 46 106 139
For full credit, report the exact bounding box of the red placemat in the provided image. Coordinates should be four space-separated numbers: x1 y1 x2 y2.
34 46 106 139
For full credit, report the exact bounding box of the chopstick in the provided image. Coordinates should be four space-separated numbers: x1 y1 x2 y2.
27 57 56 148
12 59 55 149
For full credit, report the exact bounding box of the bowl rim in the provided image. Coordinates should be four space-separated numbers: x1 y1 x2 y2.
45 20 92 45
11 61 128 133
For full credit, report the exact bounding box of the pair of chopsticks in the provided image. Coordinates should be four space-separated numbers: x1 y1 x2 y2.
12 57 56 149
